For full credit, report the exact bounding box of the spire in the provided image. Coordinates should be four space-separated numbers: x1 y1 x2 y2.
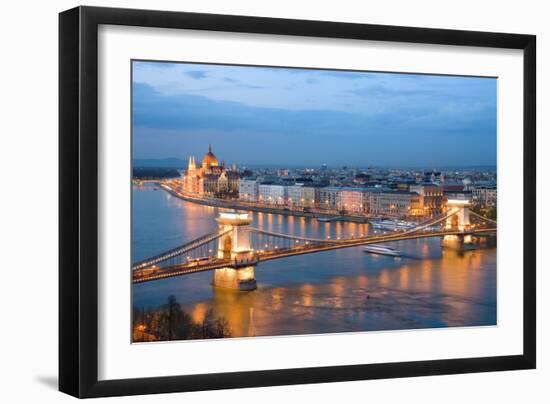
188 155 196 170
208 144 212 153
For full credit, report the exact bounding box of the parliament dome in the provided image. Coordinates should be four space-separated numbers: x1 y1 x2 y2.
201 144 219 168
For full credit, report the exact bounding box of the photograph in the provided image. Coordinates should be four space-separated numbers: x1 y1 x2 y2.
130 60 498 343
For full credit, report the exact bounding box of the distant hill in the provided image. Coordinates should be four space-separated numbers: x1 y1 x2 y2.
133 158 187 168
132 158 496 172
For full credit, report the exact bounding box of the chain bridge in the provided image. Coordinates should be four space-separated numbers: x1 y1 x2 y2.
133 200 496 290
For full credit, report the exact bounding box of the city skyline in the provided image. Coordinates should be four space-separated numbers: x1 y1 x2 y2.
132 156 497 171
132 61 497 167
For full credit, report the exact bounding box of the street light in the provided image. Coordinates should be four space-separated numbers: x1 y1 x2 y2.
137 324 147 342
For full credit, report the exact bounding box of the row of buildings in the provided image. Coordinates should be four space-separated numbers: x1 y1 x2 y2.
241 181 496 216
239 179 440 216
179 146 496 217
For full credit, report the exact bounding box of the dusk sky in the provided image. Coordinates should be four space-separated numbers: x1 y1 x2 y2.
132 61 496 168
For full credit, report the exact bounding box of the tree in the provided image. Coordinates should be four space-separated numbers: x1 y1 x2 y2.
134 298 232 341
157 295 182 340
215 317 232 338
200 309 232 338
175 310 195 340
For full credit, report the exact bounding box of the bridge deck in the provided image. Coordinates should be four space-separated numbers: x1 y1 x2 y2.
133 227 496 283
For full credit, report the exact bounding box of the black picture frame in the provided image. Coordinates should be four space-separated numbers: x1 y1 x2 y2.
59 5 536 398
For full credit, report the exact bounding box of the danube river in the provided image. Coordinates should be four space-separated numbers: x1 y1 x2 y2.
133 184 497 338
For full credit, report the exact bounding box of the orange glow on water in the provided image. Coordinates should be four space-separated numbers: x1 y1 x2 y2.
356 273 368 288
191 303 207 323
379 269 390 287
331 277 345 296
399 265 410 289
301 284 314 307
420 260 433 283
134 188 496 339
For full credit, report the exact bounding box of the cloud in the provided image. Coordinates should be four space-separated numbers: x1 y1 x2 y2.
347 85 436 98
287 69 369 80
133 61 174 69
239 84 264 89
131 61 497 166
184 70 208 79
132 60 494 120
319 70 370 80
131 79 496 167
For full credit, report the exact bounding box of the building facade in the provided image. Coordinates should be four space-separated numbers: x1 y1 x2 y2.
258 183 286 205
410 183 444 216
340 188 367 213
319 187 341 210
300 186 316 209
374 191 423 216
238 178 259 201
472 186 497 207
286 184 303 206
181 145 239 197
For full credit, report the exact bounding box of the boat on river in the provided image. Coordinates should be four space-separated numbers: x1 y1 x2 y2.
371 219 415 231
317 216 336 222
363 244 402 257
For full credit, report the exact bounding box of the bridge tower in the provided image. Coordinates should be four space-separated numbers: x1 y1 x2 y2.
442 199 473 250
212 212 258 291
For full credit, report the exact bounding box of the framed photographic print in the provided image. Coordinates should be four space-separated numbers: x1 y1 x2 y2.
59 6 536 398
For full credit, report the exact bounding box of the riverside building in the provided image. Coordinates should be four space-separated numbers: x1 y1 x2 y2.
258 183 286 205
472 186 497 207
239 178 259 201
410 183 444 216
181 145 239 197
373 191 423 217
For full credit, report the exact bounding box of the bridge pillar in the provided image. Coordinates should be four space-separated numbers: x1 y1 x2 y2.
442 199 473 250
212 212 257 291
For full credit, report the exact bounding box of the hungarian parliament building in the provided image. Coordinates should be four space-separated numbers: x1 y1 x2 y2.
181 145 240 197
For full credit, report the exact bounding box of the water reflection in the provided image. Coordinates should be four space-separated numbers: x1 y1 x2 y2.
133 185 496 338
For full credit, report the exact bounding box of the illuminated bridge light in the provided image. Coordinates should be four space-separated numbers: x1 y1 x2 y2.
447 199 471 206
219 212 249 220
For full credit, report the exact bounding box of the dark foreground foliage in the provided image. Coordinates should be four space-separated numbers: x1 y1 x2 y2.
133 295 231 342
